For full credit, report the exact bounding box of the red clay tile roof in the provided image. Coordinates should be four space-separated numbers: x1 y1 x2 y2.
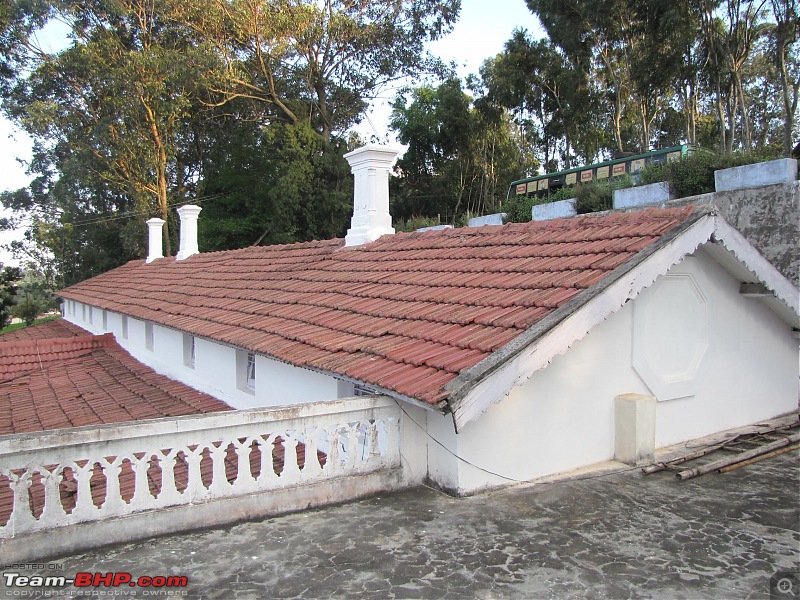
59 207 699 407
0 331 231 435
0 334 106 381
0 317 86 342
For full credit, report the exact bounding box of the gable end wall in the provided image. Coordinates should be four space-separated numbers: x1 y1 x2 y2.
437 248 798 495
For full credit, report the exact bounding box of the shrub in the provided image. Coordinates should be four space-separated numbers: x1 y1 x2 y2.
394 215 443 232
574 182 612 214
638 149 783 198
11 296 45 326
573 176 634 214
503 194 536 223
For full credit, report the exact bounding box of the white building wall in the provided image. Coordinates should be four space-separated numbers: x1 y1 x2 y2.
255 355 339 407
425 409 461 492
451 298 644 495
63 305 343 410
441 249 798 495
651 251 798 447
397 403 433 485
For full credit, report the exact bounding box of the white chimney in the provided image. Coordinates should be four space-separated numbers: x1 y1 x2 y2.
344 145 399 247
146 218 165 263
176 204 202 260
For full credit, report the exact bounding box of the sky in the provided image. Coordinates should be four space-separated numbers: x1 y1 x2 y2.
0 0 544 267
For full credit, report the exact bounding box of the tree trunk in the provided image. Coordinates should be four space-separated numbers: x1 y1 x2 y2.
141 94 172 256
773 2 799 157
715 81 729 153
734 71 751 151
316 80 331 142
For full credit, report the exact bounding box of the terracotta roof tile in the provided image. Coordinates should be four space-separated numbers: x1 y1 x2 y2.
0 318 87 342
0 324 231 436
59 207 697 407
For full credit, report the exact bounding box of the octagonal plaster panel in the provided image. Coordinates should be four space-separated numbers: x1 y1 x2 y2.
633 271 710 401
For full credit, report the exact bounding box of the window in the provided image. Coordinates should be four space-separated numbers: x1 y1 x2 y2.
246 353 256 390
236 350 256 393
145 322 154 351
102 309 108 331
87 306 93 325
183 334 195 369
81 304 86 321
121 315 129 339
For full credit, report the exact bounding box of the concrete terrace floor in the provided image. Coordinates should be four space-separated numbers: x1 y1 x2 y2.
4 449 799 600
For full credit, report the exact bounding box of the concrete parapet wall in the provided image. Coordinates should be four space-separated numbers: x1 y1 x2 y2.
416 225 453 232
532 199 576 221
468 213 506 227
2 469 407 564
715 158 797 192
613 182 674 210
685 181 799 286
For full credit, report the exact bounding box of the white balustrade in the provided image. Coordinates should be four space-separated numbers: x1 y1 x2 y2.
0 396 401 539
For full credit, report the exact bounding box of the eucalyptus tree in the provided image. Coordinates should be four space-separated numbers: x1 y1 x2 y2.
2 0 463 281
768 0 799 156
174 0 461 141
525 0 693 154
389 77 537 222
2 0 224 261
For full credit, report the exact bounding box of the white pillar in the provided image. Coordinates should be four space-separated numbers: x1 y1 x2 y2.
614 393 656 466
176 204 202 260
146 218 165 263
344 145 399 247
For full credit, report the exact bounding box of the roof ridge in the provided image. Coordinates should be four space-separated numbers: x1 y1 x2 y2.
0 333 115 358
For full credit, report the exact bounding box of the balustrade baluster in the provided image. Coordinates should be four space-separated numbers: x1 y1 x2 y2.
98 457 126 515
280 434 301 484
37 466 68 527
301 427 322 479
256 435 278 487
183 446 206 502
371 420 382 458
9 470 36 534
157 449 183 506
324 426 341 475
231 437 256 492
72 462 97 519
346 423 360 469
129 454 155 509
208 442 229 496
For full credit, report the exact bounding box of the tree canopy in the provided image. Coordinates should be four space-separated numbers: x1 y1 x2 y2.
0 0 795 286
1 0 460 283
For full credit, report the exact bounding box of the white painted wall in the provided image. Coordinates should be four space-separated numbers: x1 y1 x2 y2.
255 355 339 406
450 298 643 494
63 305 343 411
435 248 798 495
652 250 798 447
